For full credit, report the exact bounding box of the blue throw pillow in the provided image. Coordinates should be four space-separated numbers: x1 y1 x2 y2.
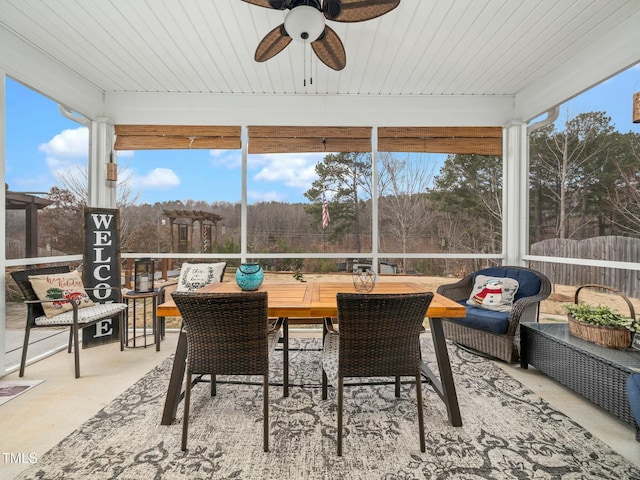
627 374 640 427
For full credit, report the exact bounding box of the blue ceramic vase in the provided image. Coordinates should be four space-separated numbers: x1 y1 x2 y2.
235 263 264 291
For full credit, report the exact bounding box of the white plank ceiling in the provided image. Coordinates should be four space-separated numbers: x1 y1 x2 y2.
1 0 640 123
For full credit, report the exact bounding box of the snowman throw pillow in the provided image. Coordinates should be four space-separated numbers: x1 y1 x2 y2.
466 275 519 312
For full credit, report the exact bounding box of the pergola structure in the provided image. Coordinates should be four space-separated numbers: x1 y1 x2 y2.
1 1 640 372
5 189 54 258
163 209 223 254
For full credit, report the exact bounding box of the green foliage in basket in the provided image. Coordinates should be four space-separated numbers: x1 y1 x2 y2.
563 303 639 332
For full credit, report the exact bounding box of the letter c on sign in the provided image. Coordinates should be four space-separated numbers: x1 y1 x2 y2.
93 264 111 281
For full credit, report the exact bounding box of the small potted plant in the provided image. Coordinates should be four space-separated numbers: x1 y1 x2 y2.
563 284 638 349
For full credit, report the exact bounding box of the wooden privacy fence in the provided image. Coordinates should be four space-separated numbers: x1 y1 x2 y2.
530 236 640 299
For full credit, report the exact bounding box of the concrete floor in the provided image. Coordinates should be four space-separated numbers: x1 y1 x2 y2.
497 361 640 467
1 329 639 479
0 331 179 479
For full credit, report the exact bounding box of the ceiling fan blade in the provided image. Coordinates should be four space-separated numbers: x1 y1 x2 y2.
323 0 400 22
311 26 346 71
255 24 292 62
242 0 289 10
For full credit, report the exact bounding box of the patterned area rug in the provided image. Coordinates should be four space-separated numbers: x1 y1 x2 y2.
15 338 640 479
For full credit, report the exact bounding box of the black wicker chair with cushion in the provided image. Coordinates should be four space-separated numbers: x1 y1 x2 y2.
10 266 127 378
321 292 433 456
172 291 282 452
437 265 551 363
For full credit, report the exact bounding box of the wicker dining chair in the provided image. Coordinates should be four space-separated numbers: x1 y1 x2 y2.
10 266 127 378
437 265 552 363
172 291 281 452
156 262 227 351
321 292 434 456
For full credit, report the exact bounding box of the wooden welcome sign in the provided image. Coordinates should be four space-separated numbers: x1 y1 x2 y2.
82 207 121 348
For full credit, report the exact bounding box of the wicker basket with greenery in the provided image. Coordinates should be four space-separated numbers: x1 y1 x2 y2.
564 284 638 350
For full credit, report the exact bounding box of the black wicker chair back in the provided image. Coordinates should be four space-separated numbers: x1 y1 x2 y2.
156 262 227 340
172 291 275 452
337 292 432 378
322 292 433 455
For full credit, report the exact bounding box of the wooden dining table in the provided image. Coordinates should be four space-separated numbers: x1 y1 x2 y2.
158 281 466 428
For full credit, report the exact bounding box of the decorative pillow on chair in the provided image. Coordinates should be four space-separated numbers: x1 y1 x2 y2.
176 262 226 292
29 271 95 318
466 274 519 312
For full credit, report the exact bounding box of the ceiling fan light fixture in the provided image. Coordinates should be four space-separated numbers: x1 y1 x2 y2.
284 6 325 43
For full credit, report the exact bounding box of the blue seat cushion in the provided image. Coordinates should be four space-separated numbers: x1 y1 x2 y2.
450 301 510 334
474 267 541 302
627 374 640 427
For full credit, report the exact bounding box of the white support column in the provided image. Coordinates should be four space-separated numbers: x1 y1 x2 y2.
502 121 529 266
371 127 379 273
1 70 7 374
88 118 117 208
240 125 248 263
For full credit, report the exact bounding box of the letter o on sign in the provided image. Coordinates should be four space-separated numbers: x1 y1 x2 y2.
93 283 112 301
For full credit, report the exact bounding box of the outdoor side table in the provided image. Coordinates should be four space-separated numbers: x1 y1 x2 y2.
121 290 163 351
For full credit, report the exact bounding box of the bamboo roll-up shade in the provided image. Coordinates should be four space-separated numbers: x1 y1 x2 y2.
634 92 640 123
248 126 372 153
114 125 241 150
378 127 502 156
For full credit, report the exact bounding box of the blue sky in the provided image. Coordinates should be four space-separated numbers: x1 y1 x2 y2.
5 64 640 205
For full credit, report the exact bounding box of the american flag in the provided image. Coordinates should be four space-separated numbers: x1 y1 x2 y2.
322 193 330 229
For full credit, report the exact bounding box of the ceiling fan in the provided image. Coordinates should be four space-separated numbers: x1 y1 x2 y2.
242 0 401 71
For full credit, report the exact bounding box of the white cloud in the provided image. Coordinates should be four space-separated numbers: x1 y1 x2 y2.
39 127 88 157
210 150 241 168
209 149 228 159
252 153 321 189
132 168 180 189
247 190 285 203
37 127 89 182
116 150 135 159
37 128 136 183
208 150 324 189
